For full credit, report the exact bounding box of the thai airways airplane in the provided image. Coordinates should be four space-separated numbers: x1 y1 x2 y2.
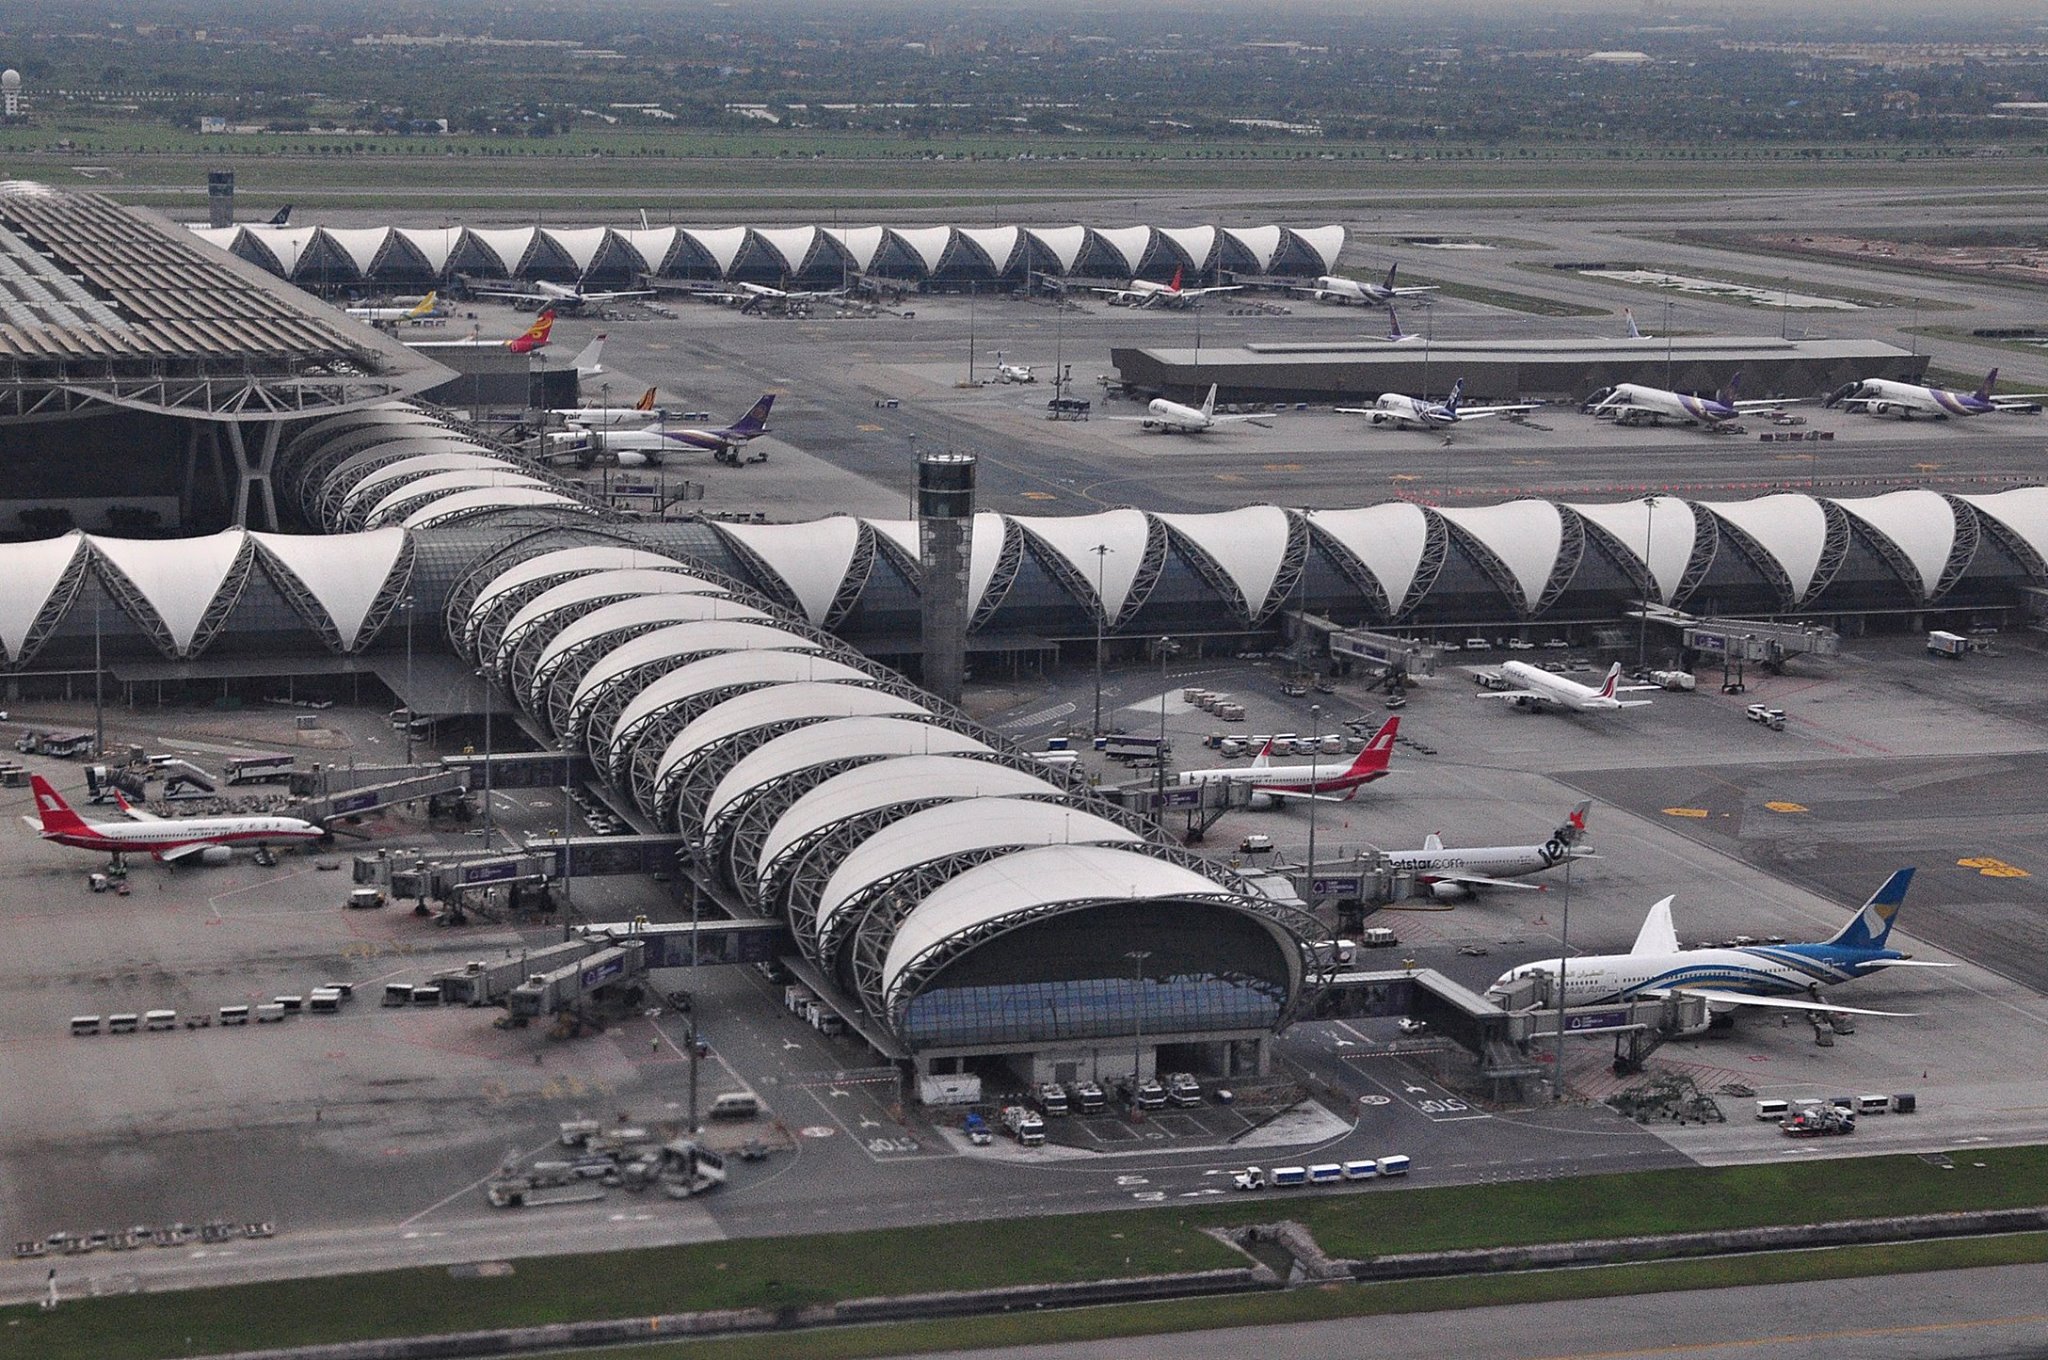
409 310 555 354
347 291 440 326
1177 717 1398 808
1110 384 1276 434
1337 378 1542 430
1824 369 2048 420
25 775 323 866
1583 371 1786 429
1385 801 1594 900
1298 263 1437 307
1091 266 1241 310
1483 662 1657 714
543 395 776 467
473 279 656 313
1491 869 1950 1020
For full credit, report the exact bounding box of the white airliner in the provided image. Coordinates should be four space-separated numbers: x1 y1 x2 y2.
1483 662 1656 714
1337 378 1541 431
991 352 1037 384
1090 266 1241 310
1582 371 1787 429
1491 869 1949 1020
346 291 440 326
550 387 664 429
472 279 655 313
1298 263 1437 306
26 775 322 866
1177 717 1397 808
1824 368 2048 420
1386 801 1593 900
1109 383 1277 434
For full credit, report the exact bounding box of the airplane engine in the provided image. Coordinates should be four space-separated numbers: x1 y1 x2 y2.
197 845 234 866
1427 880 1471 902
1140 419 1162 432
1367 411 1400 428
1870 401 1898 417
1247 792 1276 811
613 450 660 468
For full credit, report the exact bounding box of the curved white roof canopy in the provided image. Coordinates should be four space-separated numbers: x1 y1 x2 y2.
466 228 538 275
752 226 820 274
704 714 994 832
822 226 885 273
362 469 546 528
715 516 861 625
757 755 1059 882
1157 506 1293 617
1013 510 1152 621
1157 225 1217 269
619 227 679 273
603 650 870 757
1435 500 1564 611
188 225 241 252
815 798 1143 948
888 226 953 275
866 518 919 566
90 529 247 655
532 602 776 709
395 227 464 274
1830 490 1956 600
339 451 521 519
639 682 927 787
1698 495 1829 602
1565 498 1697 605
1092 226 1153 276
1305 504 1431 609
882 846 1231 1007
1958 487 2048 566
682 226 748 275
241 225 318 275
469 546 702 641
1024 226 1088 273
1222 225 1285 272
319 227 392 274
492 568 730 664
0 532 85 661
1288 225 1348 273
544 226 610 274
250 528 407 651
398 487 586 529
869 516 1007 611
956 226 1020 273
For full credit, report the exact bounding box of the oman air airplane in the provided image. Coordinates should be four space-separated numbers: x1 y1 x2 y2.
1090 266 1241 310
1824 368 2048 420
1177 717 1398 808
346 291 440 326
1491 869 1950 1020
1297 263 1437 307
26 775 323 866
1110 384 1277 434
1337 377 1541 431
1385 801 1594 900
1484 662 1658 714
1582 370 1787 430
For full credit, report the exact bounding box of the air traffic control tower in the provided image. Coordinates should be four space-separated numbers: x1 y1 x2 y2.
917 451 975 706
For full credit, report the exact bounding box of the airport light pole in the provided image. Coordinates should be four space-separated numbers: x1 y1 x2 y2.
1551 850 1574 1103
473 667 495 851
1125 948 1152 1105
1154 636 1177 811
92 592 104 758
1091 544 1114 735
402 595 416 765
1663 299 1674 390
1637 497 1661 672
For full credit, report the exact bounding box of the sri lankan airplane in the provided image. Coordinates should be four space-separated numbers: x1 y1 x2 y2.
1336 377 1542 430
472 279 656 313
1385 801 1593 900
1177 717 1398 808
1109 384 1276 434
543 395 776 467
1090 266 1241 310
408 310 555 354
1297 263 1437 307
25 775 323 866
1490 869 1950 1020
1824 368 2048 420
1582 370 1786 430
346 291 440 326
1483 662 1658 714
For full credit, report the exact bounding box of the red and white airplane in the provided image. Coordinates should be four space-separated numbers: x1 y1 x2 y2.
1091 266 1242 310
1177 717 1399 808
409 309 555 354
25 775 323 865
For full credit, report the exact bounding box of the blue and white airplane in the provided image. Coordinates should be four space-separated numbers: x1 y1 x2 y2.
1492 869 1950 1019
1583 369 1788 430
1338 377 1541 430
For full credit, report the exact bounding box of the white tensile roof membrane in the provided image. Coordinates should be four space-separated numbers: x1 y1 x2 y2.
1830 490 1957 600
619 227 679 274
319 228 392 275
398 487 582 529
1013 510 1152 620
1958 487 2048 567
1565 498 1698 605
968 512 1010 616
1305 504 1431 608
681 227 748 276
866 519 919 566
757 755 1059 881
1288 225 1347 273
611 663 882 758
957 226 1020 273
90 529 247 655
882 846 1229 1004
1698 495 1829 601
466 228 538 275
339 451 523 519
0 532 84 660
1158 226 1217 270
536 606 779 711
363 470 546 527
815 798 1144 947
752 226 820 274
242 225 318 275
395 227 464 274
888 226 953 275
588 644 858 746
250 528 406 651
1157 506 1293 616
704 717 994 832
642 682 927 782
715 516 861 625
1092 226 1154 276
1025 226 1088 273
492 568 731 660
188 226 241 253
1223 225 1285 271
1435 500 1565 611
544 227 610 274
823 226 885 273
470 546 702 636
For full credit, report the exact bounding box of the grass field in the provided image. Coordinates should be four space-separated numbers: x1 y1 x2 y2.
4 1146 2044 1360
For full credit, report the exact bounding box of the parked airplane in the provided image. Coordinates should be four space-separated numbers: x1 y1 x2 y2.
1583 371 1785 429
1824 368 2048 420
408 310 555 354
1625 308 1651 339
570 333 607 378
1337 378 1541 430
991 352 1038 384
266 205 292 226
1110 383 1275 434
1298 263 1437 307
1387 801 1594 900
543 395 776 467
1490 868 1949 1019
1177 717 1398 808
473 279 656 313
1090 266 1241 310
346 291 440 326
25 775 323 866
551 386 663 429
1483 662 1657 714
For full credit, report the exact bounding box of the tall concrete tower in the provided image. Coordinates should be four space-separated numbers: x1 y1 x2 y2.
917 451 976 707
2 70 22 120
207 170 235 228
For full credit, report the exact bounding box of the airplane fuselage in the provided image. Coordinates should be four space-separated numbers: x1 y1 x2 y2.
1595 383 1740 427
40 816 323 858
1494 661 1638 712
1497 941 1905 1008
1386 841 1591 882
1139 397 1215 433
1842 379 1993 418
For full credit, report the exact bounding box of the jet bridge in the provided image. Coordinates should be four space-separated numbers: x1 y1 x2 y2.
506 939 648 1022
1632 604 1839 669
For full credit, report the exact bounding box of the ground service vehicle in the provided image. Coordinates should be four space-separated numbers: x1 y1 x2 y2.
1927 631 1969 659
1001 1105 1045 1146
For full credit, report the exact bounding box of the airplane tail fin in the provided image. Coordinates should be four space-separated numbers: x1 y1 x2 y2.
1200 384 1218 418
1346 716 1400 776
1249 738 1275 768
268 205 292 226
1559 799 1593 844
726 394 776 436
409 291 437 318
1596 663 1622 700
518 311 556 348
640 208 651 230
634 386 657 411
1445 378 1464 414
1824 869 1915 951
1422 832 1444 853
569 333 607 375
1715 370 1743 406
1168 265 1183 293
1385 263 1399 291
29 775 91 837
1625 308 1642 339
1974 368 1999 402
1386 306 1405 343
1630 895 1680 955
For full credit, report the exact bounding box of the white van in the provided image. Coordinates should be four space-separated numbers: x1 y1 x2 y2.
709 1092 763 1120
1754 1098 1790 1122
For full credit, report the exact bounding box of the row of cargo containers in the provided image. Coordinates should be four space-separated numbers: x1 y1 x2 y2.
72 986 354 1034
1182 689 1246 721
1755 1093 1915 1120
1236 1156 1410 1189
781 983 848 1036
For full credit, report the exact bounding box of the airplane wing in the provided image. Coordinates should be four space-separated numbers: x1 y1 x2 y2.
470 287 550 303
1183 285 1243 297
1853 958 1957 969
1731 398 1796 411
1451 404 1543 421
1258 789 1356 803
1388 286 1439 296
587 290 655 302
1591 401 1662 421
1205 414 1277 426
158 841 218 864
1652 986 1915 1018
1610 700 1655 709
112 791 164 822
1989 395 2048 409
1427 870 1546 892
1479 690 1546 702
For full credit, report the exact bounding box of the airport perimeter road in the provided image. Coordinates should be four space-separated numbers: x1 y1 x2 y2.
918 1262 2048 1360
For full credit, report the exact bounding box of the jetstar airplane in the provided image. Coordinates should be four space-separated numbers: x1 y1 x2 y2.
1824 368 2048 420
346 291 441 326
1297 263 1437 307
25 775 323 866
1107 383 1276 434
1177 717 1398 809
1491 868 1950 1021
1090 266 1241 310
541 395 775 467
550 386 665 429
1386 801 1594 900
472 279 656 313
408 310 555 354
1337 377 1542 431
1483 662 1657 714
1582 371 1787 430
